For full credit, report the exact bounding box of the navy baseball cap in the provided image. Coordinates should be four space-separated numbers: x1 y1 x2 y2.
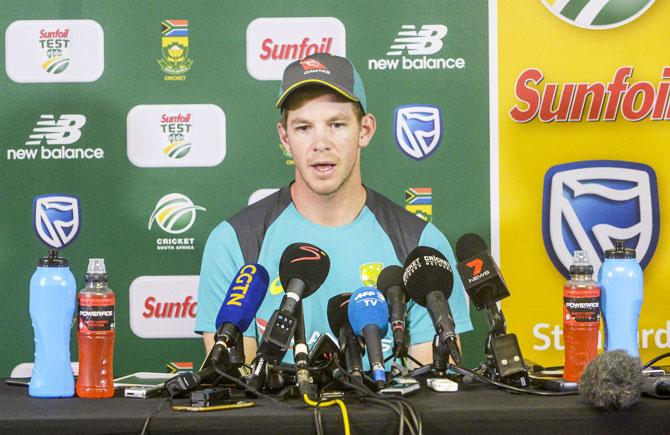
276 53 367 113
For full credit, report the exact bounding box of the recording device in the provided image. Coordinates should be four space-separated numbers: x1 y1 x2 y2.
427 377 458 392
348 286 389 391
579 350 643 410
641 375 670 398
403 246 462 367
377 265 409 358
212 264 270 366
327 293 364 384
190 387 232 407
379 377 420 396
455 234 528 387
247 243 330 394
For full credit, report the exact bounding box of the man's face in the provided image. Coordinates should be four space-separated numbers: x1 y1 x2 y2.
278 92 374 197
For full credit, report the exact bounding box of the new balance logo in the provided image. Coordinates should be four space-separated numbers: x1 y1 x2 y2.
386 25 447 56
25 114 86 145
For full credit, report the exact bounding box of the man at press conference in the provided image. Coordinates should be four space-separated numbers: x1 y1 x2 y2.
194 53 472 368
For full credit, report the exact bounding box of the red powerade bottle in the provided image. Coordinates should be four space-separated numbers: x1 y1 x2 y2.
76 258 115 398
563 250 600 383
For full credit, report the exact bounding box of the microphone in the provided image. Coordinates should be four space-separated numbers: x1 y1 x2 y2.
247 243 329 394
377 265 409 358
348 286 389 390
641 376 670 398
455 233 510 311
403 246 462 366
327 293 364 384
211 264 270 366
579 350 643 410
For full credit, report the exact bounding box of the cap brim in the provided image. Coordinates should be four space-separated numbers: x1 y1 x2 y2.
276 79 360 109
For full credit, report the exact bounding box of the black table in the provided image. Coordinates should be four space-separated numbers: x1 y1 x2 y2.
1 379 668 434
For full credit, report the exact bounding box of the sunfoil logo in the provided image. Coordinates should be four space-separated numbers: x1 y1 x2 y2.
510 67 670 123
542 0 655 30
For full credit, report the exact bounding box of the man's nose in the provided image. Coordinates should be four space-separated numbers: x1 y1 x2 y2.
312 125 333 152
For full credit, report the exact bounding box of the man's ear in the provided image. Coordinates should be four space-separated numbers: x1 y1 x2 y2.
358 113 377 149
277 122 291 155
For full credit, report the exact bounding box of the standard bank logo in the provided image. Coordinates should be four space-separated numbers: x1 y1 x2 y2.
368 24 465 71
542 0 655 30
5 20 104 83
542 161 659 278
246 17 346 80
127 104 226 168
33 194 80 249
394 105 443 160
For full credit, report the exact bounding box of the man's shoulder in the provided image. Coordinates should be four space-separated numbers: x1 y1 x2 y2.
227 186 293 264
364 186 429 262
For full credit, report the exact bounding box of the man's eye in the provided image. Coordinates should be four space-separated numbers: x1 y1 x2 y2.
332 122 345 129
295 125 309 132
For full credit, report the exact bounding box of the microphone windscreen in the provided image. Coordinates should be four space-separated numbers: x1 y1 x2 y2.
216 264 269 332
279 242 330 298
403 246 454 306
347 287 389 336
327 293 352 335
376 265 406 297
456 233 489 262
579 350 642 410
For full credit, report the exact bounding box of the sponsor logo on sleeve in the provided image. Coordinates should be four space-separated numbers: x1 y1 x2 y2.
246 17 346 80
127 104 226 167
129 276 199 338
542 160 659 278
5 19 104 83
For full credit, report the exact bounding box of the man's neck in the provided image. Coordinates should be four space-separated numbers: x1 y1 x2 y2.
290 181 367 227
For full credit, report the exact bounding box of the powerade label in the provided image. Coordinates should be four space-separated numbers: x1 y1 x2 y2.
563 289 600 324
78 295 115 332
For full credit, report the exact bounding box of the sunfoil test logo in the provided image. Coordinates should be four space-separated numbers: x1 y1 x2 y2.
148 193 205 251
542 0 655 30
394 105 443 160
542 161 659 278
158 20 193 81
368 24 465 71
510 67 670 123
33 194 80 249
7 114 104 161
5 20 104 83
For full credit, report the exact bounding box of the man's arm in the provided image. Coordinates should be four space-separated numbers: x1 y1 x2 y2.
409 336 461 366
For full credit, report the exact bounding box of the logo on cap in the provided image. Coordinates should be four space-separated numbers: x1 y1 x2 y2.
301 58 327 71
542 160 659 278
541 0 655 30
33 194 81 249
394 105 443 160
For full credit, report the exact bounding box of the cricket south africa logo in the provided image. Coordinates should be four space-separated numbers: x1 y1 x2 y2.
158 19 193 80
148 193 205 251
394 105 443 160
542 161 659 278
542 0 655 29
405 187 433 222
33 194 81 249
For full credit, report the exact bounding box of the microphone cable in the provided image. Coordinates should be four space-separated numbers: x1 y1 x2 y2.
643 351 670 369
302 394 351 435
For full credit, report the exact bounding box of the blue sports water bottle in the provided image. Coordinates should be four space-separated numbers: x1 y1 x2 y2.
598 240 643 358
29 249 77 397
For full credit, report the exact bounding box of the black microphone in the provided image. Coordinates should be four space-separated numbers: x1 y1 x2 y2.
455 233 510 311
377 265 409 358
327 293 364 384
247 243 329 394
641 376 670 398
403 246 462 366
579 350 643 410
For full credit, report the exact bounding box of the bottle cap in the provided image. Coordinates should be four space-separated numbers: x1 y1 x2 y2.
37 249 69 267
569 250 593 275
604 240 636 259
85 258 108 282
